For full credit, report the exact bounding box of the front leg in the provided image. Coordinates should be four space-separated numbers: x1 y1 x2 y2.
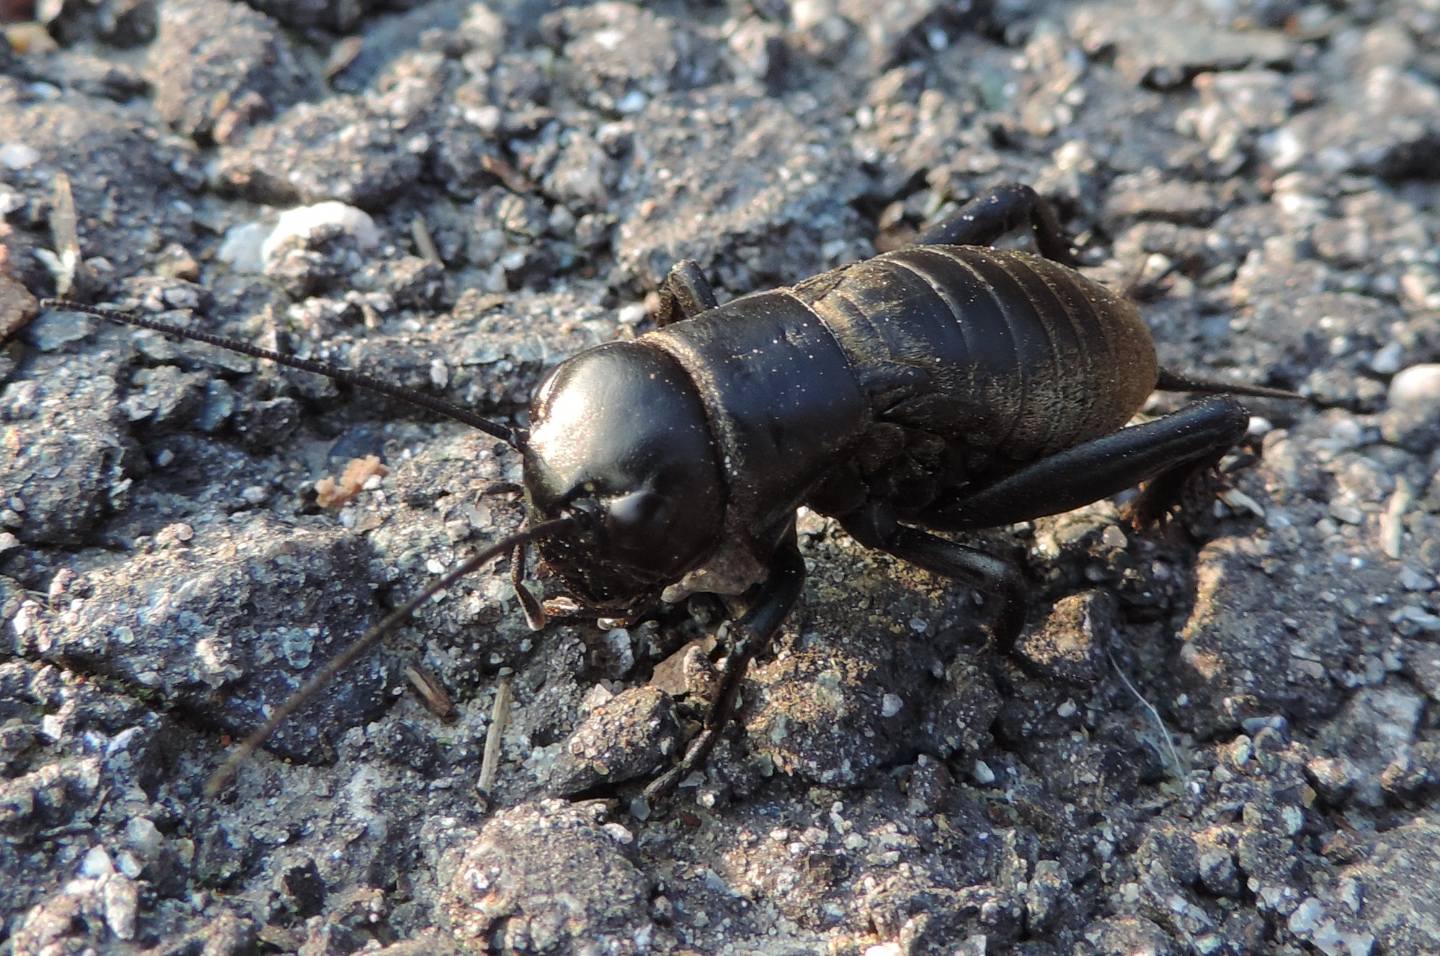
654 259 720 327
643 539 806 804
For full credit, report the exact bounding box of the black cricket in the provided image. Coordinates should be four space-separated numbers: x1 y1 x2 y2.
43 184 1299 802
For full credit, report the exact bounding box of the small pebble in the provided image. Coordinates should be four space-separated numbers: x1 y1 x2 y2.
1328 500 1364 525
216 221 270 274
260 201 380 264
1288 896 1324 935
124 818 163 858
1388 364 1440 408
1369 341 1404 375
1398 567 1434 591
0 142 40 170
103 876 139 940
80 845 115 878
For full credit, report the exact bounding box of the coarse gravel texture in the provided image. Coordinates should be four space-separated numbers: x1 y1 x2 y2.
2 0 1439 954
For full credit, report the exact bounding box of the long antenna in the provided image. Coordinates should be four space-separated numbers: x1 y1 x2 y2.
204 516 577 796
39 298 521 447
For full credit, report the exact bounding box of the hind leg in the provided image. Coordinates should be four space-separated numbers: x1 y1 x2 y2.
921 397 1251 532
915 183 1078 266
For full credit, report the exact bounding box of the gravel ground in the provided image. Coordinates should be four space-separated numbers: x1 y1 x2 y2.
2 1 1439 953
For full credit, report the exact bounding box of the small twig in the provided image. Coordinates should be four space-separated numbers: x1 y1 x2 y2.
404 664 455 721
48 171 81 295
410 214 441 264
478 675 513 794
1380 477 1414 561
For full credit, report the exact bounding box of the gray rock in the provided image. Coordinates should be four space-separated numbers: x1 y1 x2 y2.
1389 364 1440 409
20 515 392 763
835 0 989 69
39 0 156 47
10 871 142 954
746 635 909 787
327 1 478 93
1071 1 1293 89
1172 537 1350 735
547 686 681 796
141 912 256 955
921 654 1003 759
18 307 91 352
215 97 424 209
1080 915 1176 956
0 99 197 276
539 3 720 113
1403 642 1440 703
436 801 655 953
0 364 131 546
1102 172 1224 226
862 873 1024 949
1264 25 1440 181
244 0 382 32
1016 590 1114 685
1315 685 1425 807
613 88 869 290
1332 819 1440 955
1178 70 1293 168
147 0 314 144
121 365 211 431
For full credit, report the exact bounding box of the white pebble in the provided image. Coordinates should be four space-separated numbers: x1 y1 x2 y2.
0 142 40 170
80 845 115 878
260 202 380 264
103 876 139 940
602 822 634 845
1389 364 1440 408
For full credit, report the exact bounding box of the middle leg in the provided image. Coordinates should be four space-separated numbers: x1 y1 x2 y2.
842 507 1027 650
915 183 1079 266
654 259 719 327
